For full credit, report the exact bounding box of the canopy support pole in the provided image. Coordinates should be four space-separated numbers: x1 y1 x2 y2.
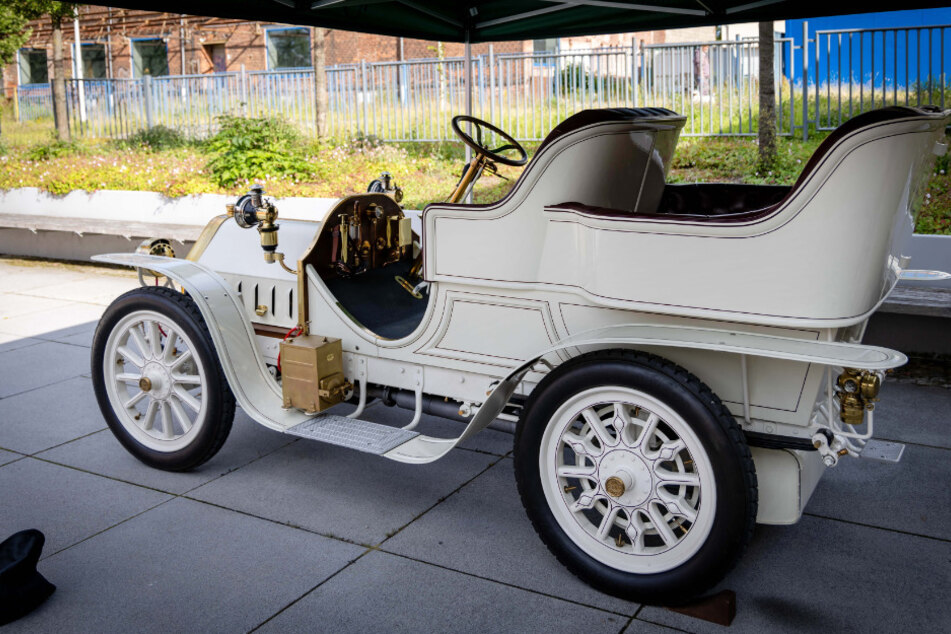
465 32 473 203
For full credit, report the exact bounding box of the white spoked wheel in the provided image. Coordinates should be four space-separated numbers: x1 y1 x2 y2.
92 287 235 471
540 388 715 574
515 351 756 604
103 310 207 453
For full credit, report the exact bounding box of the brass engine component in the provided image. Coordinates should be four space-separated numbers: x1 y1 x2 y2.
255 305 268 317
230 185 297 275
280 335 351 413
135 238 176 278
331 197 409 277
837 368 881 425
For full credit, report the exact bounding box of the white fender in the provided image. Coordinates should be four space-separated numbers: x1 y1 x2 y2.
93 253 310 432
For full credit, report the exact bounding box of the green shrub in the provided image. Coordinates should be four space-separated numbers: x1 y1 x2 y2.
27 138 80 161
123 125 186 151
204 115 314 187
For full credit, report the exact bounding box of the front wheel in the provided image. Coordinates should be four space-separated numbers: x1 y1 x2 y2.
91 286 235 471
514 350 757 604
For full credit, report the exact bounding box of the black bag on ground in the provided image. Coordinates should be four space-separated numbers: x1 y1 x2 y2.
0 529 56 625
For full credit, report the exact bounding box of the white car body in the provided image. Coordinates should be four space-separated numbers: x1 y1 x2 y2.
93 105 949 598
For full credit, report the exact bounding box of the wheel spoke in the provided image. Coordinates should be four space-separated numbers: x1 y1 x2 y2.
160 401 174 438
634 412 659 449
162 330 179 363
141 400 158 431
172 373 201 385
123 390 147 409
657 490 698 523
647 503 679 547
170 350 192 371
556 463 596 479
117 345 145 368
582 407 618 448
173 385 201 413
128 327 151 360
625 514 647 554
596 506 622 541
168 396 193 433
654 467 700 487
115 372 142 383
655 439 687 461
570 492 600 513
612 403 631 434
145 321 162 359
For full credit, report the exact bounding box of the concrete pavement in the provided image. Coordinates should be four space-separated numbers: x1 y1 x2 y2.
1 257 949 633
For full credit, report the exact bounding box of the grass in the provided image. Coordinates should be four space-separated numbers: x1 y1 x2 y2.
0 114 949 234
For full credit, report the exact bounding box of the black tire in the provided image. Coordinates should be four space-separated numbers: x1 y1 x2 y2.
91 286 236 471
514 350 757 605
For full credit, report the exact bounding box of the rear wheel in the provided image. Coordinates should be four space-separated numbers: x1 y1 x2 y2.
514 350 756 604
91 287 235 471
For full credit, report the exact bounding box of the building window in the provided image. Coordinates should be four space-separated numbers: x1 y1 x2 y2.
132 39 169 77
18 48 48 85
266 27 311 69
533 39 558 54
203 43 227 73
82 43 107 79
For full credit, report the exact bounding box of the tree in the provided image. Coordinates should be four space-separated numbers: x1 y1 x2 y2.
47 2 78 141
0 5 33 68
1 2 76 140
312 27 328 138
757 21 777 171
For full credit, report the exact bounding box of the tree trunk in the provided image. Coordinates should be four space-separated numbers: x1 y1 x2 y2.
758 21 776 170
51 14 69 141
312 27 328 139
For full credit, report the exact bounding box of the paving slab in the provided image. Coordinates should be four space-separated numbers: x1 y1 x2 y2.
623 619 695 633
0 303 103 338
46 329 95 348
0 302 105 337
0 340 90 400
0 266 89 292
384 457 640 615
5 497 364 634
637 516 951 633
807 442 951 541
0 447 21 466
38 409 298 494
188 439 498 546
0 292 73 319
20 275 138 306
358 400 514 456
0 376 106 454
874 381 951 449
257 549 626 634
0 332 43 353
0 457 170 556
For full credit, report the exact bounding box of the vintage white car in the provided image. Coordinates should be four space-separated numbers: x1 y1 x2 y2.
90 105 949 604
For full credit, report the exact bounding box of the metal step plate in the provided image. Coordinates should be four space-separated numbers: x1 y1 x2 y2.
287 415 419 455
860 439 905 463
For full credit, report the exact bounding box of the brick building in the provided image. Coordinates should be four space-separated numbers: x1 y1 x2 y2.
3 5 761 98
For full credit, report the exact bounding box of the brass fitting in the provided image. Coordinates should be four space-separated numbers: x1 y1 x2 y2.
837 369 881 425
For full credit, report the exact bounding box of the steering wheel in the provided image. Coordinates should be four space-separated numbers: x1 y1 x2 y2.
451 115 528 167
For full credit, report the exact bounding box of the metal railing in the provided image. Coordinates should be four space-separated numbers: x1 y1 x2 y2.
23 22 951 143
811 23 951 132
639 37 797 136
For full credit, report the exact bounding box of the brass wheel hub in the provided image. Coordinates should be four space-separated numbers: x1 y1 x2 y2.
139 377 152 392
605 476 625 498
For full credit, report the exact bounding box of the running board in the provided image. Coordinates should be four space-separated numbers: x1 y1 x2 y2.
287 415 419 455
859 439 905 463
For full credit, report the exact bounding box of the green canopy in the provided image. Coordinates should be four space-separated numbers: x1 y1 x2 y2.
92 1 950 42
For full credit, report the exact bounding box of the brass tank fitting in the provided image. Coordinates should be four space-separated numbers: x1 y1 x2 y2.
836 368 881 425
